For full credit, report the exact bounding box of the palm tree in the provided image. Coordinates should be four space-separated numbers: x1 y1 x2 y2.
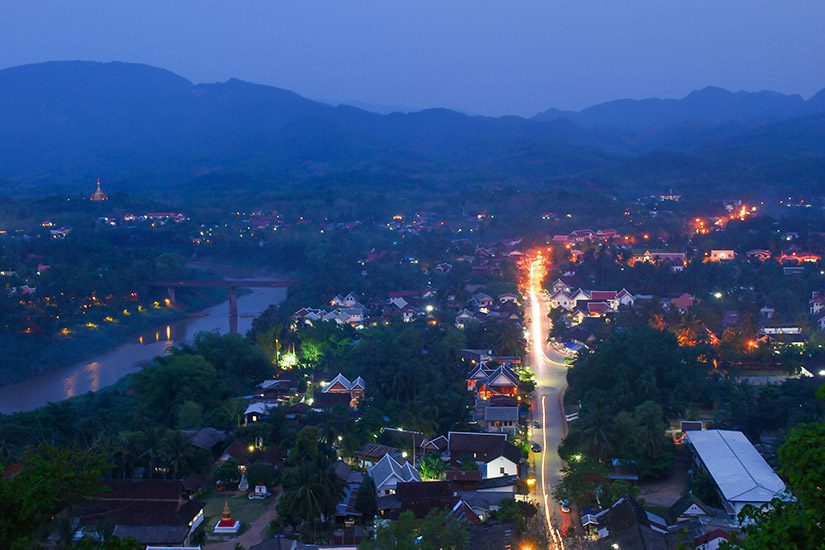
418 455 446 481
577 411 614 461
280 463 342 541
162 430 189 479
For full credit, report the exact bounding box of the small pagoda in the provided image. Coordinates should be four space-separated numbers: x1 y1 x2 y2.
213 499 241 534
90 177 108 201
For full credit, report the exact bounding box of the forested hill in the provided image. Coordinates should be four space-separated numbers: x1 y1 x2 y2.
1 61 824 198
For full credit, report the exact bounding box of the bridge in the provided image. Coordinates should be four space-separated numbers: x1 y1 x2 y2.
149 279 292 333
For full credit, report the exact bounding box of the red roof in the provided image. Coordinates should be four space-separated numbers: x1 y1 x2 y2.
590 291 616 301
587 302 611 316
694 529 729 545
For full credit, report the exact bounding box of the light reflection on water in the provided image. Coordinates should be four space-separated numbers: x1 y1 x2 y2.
0 286 285 414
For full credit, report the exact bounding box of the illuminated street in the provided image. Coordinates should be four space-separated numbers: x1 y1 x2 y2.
527 255 574 547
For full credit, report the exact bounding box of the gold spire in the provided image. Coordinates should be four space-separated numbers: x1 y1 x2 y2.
90 177 108 201
222 498 232 521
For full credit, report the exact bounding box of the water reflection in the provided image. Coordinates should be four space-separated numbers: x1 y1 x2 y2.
85 361 101 392
0 286 286 414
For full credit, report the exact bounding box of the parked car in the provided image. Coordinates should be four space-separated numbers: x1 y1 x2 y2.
531 443 542 452
532 420 541 429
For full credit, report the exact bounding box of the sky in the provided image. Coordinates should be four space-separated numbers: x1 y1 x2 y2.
2 1 824 116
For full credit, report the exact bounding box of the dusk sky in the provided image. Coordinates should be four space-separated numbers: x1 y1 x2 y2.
3 1 825 116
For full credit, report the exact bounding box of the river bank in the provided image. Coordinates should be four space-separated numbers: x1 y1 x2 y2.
0 279 287 415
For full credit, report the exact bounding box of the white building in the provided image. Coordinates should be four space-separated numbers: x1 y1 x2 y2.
685 430 788 519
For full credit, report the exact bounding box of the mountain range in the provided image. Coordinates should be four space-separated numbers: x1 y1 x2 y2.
1 61 824 197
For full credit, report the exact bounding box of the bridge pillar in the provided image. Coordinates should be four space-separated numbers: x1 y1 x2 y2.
228 287 238 334
166 287 176 305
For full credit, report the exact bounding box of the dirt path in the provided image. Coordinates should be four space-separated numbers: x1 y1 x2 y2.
205 489 282 550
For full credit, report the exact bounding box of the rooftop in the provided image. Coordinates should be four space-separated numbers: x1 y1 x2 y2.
686 430 787 504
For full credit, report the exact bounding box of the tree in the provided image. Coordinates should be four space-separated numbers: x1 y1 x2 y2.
724 389 825 548
214 460 240 485
176 400 204 429
131 354 219 426
361 509 469 550
418 455 446 481
246 463 276 487
553 459 608 508
0 444 109 547
566 327 704 419
354 475 377 522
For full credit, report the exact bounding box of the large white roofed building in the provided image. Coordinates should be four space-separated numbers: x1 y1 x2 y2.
685 430 788 519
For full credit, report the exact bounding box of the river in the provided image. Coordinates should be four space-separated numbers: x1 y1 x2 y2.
0 285 287 414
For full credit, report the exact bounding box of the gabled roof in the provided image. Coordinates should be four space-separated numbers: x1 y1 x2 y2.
448 499 482 525
244 402 276 416
351 376 366 389
595 495 672 549
685 430 786 503
588 301 611 316
448 432 520 464
369 453 420 489
421 435 449 452
482 365 520 388
590 290 617 301
323 373 353 392
187 428 226 450
667 492 715 522
467 363 491 380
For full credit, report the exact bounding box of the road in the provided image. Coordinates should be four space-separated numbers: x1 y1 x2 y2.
527 258 574 546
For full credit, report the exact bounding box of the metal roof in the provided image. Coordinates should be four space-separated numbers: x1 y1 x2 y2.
686 430 786 504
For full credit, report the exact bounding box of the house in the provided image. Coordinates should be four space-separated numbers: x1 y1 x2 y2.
667 492 715 523
455 309 475 329
497 293 519 304
746 249 771 262
368 453 420 497
481 406 519 434
74 480 205 546
471 292 494 311
185 428 226 454
778 250 821 264
395 480 455 518
331 292 360 307
587 301 611 317
420 435 449 455
447 432 520 479
320 373 365 407
588 495 673 549
809 291 825 315
549 289 576 310
252 378 300 405
466 521 516 550
332 461 365 523
616 288 635 307
460 349 494 365
629 250 687 271
709 249 736 262
685 430 788 519
670 293 695 312
243 402 277 425
473 365 520 400
694 529 731 550
355 443 402 469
